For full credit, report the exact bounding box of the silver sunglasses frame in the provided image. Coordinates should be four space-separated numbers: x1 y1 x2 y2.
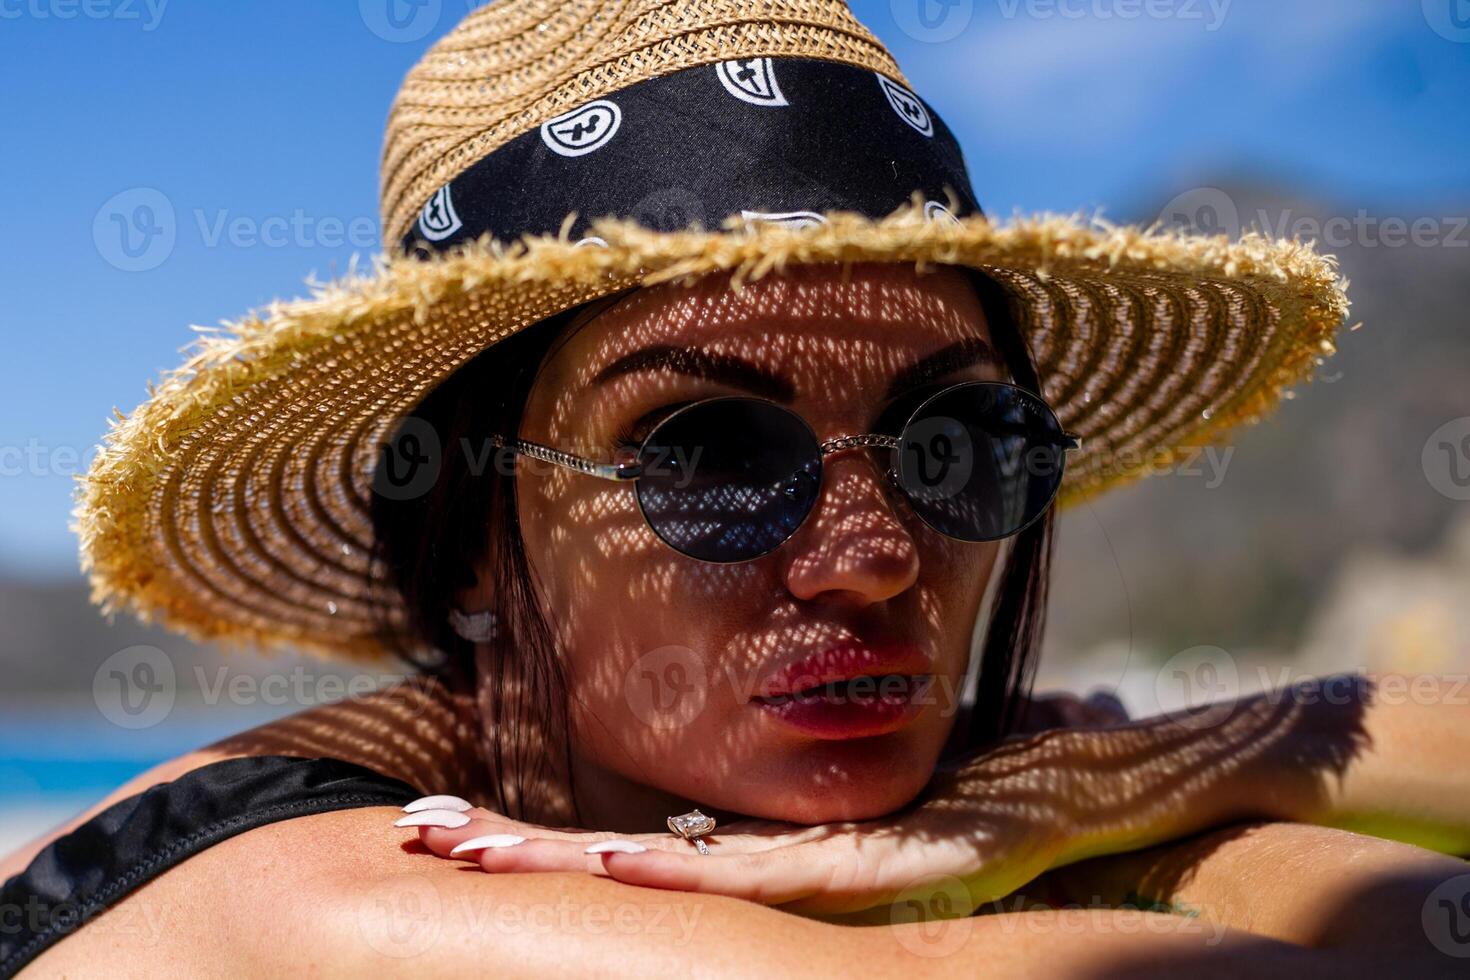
489 381 1082 561
490 381 1081 483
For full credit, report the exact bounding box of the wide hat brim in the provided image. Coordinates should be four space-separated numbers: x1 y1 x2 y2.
76 205 1348 660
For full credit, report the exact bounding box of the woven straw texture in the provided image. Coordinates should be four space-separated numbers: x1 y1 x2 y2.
76 1 1350 661
382 0 904 244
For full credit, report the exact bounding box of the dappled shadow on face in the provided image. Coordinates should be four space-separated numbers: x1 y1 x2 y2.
505 263 1007 829
488 261 1375 840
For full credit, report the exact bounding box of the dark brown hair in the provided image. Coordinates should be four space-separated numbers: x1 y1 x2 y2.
371 270 1052 817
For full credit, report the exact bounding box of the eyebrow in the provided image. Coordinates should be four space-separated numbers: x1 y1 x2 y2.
592 345 795 402
885 337 999 398
591 335 999 403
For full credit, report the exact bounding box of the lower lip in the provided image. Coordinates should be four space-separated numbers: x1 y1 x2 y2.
754 674 933 740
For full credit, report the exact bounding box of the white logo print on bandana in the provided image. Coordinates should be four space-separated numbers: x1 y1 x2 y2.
715 58 788 107
740 210 827 231
876 75 933 137
925 201 961 226
541 100 623 157
418 184 463 242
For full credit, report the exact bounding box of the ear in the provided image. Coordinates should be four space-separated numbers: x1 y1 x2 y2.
448 607 498 643
450 567 498 639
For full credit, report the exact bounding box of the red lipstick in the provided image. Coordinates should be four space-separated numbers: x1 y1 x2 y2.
753 642 934 740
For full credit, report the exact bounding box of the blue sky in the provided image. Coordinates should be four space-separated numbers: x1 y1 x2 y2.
2 0 1467 576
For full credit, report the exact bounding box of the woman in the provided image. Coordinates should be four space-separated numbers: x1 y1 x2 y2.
4 1 1468 976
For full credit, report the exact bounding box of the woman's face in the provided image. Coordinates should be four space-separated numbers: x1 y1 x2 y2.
509 263 1005 825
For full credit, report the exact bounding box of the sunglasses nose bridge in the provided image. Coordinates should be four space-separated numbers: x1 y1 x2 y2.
817 433 901 457
780 445 922 604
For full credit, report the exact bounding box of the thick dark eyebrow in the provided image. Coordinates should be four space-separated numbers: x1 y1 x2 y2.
592 345 795 402
885 337 999 399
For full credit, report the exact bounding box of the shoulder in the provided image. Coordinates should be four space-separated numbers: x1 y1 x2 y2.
0 676 485 880
21 806 837 976
0 678 498 975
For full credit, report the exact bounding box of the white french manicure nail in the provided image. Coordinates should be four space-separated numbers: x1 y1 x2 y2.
585 840 647 855
451 834 526 855
403 795 473 814
394 809 472 829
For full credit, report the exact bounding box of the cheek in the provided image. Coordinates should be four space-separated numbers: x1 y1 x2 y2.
518 461 1004 790
912 532 1003 663
516 469 774 723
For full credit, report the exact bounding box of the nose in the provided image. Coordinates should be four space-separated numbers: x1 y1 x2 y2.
780 451 921 606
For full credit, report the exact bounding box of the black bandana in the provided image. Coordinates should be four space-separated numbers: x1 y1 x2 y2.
403 57 981 255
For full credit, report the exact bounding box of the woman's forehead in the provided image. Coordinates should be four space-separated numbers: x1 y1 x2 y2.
551 263 993 387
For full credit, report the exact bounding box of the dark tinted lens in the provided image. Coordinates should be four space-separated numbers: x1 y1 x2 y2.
896 383 1066 541
635 398 822 562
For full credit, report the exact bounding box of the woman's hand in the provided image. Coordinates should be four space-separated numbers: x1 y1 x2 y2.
398 716 1108 919
400 785 1069 918
398 689 1136 916
397 690 1264 917
400 675 1470 918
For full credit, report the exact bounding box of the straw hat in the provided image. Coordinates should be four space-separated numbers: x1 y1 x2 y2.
76 0 1349 660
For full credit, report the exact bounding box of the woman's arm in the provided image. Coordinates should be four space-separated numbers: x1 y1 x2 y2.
1030 821 1470 956
1051 672 1470 866
410 673 1470 917
1251 674 1470 855
19 806 1437 979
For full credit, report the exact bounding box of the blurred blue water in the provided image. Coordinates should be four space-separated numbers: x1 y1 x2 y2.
0 706 286 852
0 756 153 798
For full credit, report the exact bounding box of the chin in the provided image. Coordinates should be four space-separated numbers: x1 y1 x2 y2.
719 740 941 824
746 777 931 824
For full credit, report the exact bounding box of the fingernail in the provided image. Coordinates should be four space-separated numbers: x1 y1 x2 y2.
451 834 526 855
403 795 473 814
394 809 472 829
585 840 647 855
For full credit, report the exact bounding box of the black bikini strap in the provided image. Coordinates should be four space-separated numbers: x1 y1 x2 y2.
1 755 421 977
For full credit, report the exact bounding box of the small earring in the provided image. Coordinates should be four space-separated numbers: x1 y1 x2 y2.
448 608 497 643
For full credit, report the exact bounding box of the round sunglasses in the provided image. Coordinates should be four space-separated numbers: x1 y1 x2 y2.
492 381 1080 563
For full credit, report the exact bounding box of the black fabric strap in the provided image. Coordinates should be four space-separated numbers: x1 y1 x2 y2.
0 755 421 977
403 57 980 254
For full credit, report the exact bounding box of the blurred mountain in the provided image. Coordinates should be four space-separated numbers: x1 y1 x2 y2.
0 577 372 704
1045 182 1470 678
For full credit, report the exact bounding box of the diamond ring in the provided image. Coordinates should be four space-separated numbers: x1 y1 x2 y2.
667 808 716 855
